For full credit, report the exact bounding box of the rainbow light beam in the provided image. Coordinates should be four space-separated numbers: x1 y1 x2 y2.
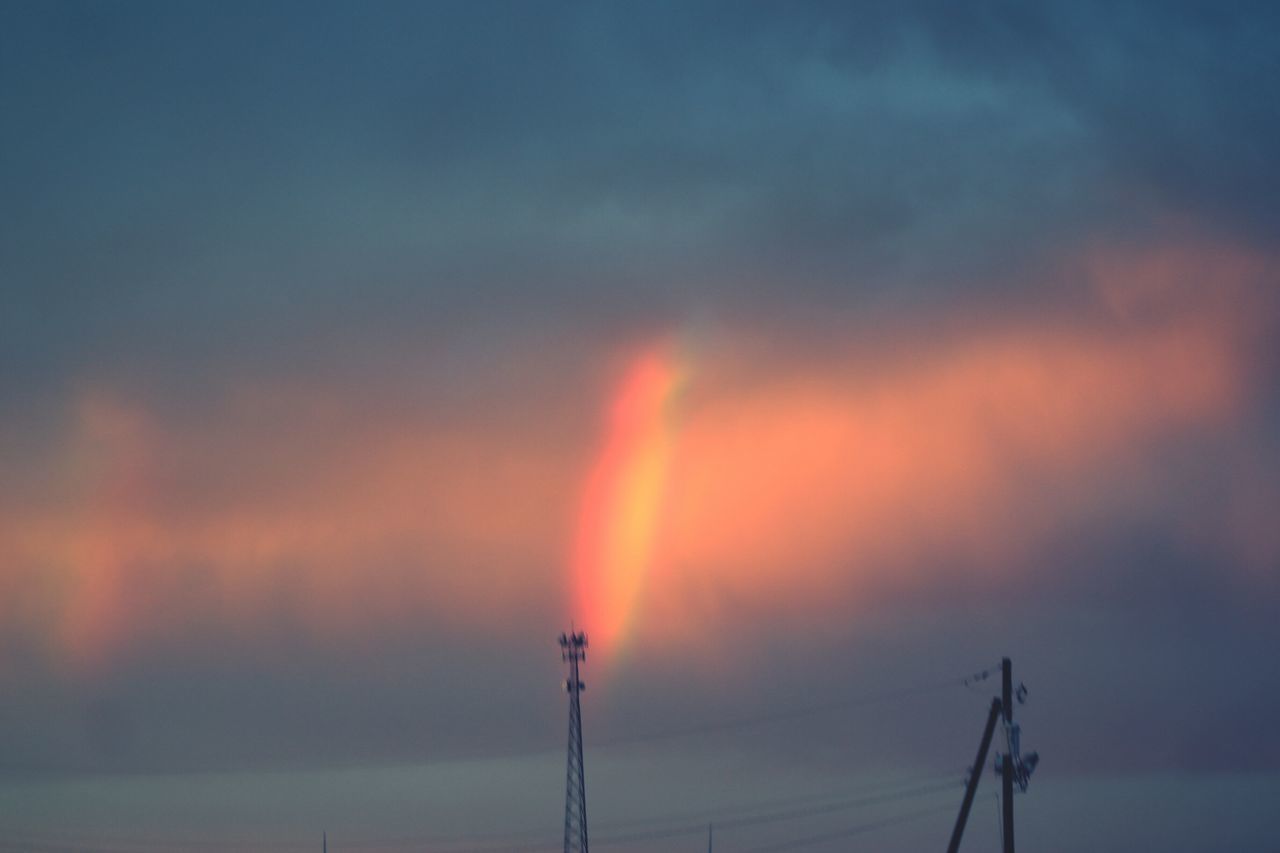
572 346 685 659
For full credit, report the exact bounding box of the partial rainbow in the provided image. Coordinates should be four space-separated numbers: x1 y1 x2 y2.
572 345 685 660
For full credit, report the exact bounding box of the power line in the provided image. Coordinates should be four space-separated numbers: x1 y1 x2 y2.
740 801 957 853
325 771 959 850
0 839 311 853
576 769 958 834
1 662 996 853
1 772 962 853
430 778 960 852
256 662 997 774
588 666 1000 750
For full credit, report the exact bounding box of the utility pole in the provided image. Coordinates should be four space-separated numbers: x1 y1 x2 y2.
1001 657 1014 853
947 658 1037 853
322 831 327 853
560 629 589 853
707 822 713 853
945 698 1001 853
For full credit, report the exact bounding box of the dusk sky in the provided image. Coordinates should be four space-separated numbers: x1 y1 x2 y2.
2 2 1279 851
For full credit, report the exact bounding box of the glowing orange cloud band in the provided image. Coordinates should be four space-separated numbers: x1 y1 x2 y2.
0 239 1271 675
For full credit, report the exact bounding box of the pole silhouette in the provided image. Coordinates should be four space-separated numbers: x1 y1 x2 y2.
948 657 1036 852
946 698 1002 853
1001 657 1014 853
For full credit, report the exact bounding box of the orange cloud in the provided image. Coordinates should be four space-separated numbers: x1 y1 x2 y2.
0 239 1271 674
657 316 1239 603
0 386 583 672
631 242 1267 652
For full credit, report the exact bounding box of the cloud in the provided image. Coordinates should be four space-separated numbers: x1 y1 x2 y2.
0 380 582 674
9 2 1277 409
1 236 1270 683
636 239 1271 653
1 2 1278 778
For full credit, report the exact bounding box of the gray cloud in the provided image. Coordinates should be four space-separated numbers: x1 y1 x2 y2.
5 1 1276 404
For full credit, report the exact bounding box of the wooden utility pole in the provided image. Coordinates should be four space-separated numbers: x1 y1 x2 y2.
1001 657 1014 853
949 657 1037 852
945 697 1002 853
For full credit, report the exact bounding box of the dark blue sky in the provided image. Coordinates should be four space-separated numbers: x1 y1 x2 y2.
6 1 1276 401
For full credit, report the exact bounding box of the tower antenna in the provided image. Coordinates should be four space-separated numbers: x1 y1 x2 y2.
559 629 589 853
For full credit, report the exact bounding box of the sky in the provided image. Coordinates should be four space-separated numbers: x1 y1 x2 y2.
1 1 1279 850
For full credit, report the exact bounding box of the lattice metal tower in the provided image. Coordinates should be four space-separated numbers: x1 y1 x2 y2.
559 629 589 853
